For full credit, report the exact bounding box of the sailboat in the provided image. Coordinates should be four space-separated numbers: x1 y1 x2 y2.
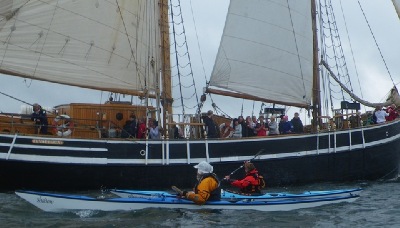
0 0 400 191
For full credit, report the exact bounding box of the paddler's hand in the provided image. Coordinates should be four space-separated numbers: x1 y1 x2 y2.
222 176 234 185
180 191 188 198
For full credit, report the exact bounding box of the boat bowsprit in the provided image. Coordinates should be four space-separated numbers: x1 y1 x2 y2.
15 189 361 212
110 188 363 202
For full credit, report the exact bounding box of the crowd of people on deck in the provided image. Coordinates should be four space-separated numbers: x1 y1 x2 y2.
34 102 400 139
328 104 398 128
203 110 304 139
29 102 305 139
123 109 306 140
330 104 399 128
202 103 400 139
371 104 399 124
29 103 168 139
121 114 168 139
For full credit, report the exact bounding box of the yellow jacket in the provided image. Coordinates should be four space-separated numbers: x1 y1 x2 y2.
186 175 219 205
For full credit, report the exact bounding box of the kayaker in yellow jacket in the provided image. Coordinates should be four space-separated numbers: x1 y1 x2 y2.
180 161 221 205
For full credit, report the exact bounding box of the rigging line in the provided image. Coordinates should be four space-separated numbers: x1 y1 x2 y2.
207 92 216 109
23 78 33 88
145 1 153 91
339 0 366 106
322 0 349 101
357 0 396 87
213 105 231 118
29 31 43 50
145 1 160 98
321 60 394 107
0 91 33 106
329 1 355 99
241 99 244 117
251 100 255 117
319 2 335 116
129 1 145 90
99 89 103 104
58 37 70 55
151 0 162 123
188 0 208 84
176 0 200 107
286 0 307 101
32 0 60 77
170 0 185 115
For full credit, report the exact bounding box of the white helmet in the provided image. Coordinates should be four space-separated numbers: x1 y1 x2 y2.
194 161 213 174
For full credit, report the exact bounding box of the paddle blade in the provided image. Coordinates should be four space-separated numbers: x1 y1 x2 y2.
171 185 183 195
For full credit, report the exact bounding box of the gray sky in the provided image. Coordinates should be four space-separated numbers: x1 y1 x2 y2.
0 0 399 124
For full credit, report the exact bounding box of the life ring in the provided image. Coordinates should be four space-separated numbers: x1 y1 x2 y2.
52 115 74 137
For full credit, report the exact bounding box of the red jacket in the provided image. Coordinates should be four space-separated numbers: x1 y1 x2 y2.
386 106 398 121
137 123 146 139
231 169 261 194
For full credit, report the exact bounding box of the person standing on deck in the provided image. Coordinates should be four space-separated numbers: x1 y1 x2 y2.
136 118 147 139
31 103 48 134
386 104 398 121
203 110 218 138
375 106 389 124
291 112 304 133
149 120 162 139
232 118 242 138
279 115 293 134
268 116 279 135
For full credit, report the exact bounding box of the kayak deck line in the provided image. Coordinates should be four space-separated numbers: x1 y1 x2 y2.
15 189 362 212
110 188 363 202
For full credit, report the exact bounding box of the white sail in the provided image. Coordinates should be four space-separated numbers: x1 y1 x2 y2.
0 0 160 95
209 0 313 108
393 0 400 19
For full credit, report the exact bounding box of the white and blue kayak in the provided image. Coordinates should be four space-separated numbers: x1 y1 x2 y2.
15 190 360 212
111 188 363 202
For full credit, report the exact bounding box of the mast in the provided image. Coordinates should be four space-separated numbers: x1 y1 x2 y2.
311 0 322 131
160 0 173 129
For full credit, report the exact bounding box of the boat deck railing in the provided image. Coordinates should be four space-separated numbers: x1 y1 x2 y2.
0 111 388 141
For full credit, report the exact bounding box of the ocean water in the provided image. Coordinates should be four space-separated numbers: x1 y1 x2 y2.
1 180 400 227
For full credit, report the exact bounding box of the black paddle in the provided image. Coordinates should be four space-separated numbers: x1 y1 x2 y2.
226 149 265 177
171 185 183 195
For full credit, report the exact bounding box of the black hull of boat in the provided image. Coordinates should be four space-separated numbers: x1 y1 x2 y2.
1 120 400 191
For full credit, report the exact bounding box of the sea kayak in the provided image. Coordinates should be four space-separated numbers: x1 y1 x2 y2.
15 190 360 212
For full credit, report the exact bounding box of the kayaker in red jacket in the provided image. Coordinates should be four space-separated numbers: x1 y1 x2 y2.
224 162 265 195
